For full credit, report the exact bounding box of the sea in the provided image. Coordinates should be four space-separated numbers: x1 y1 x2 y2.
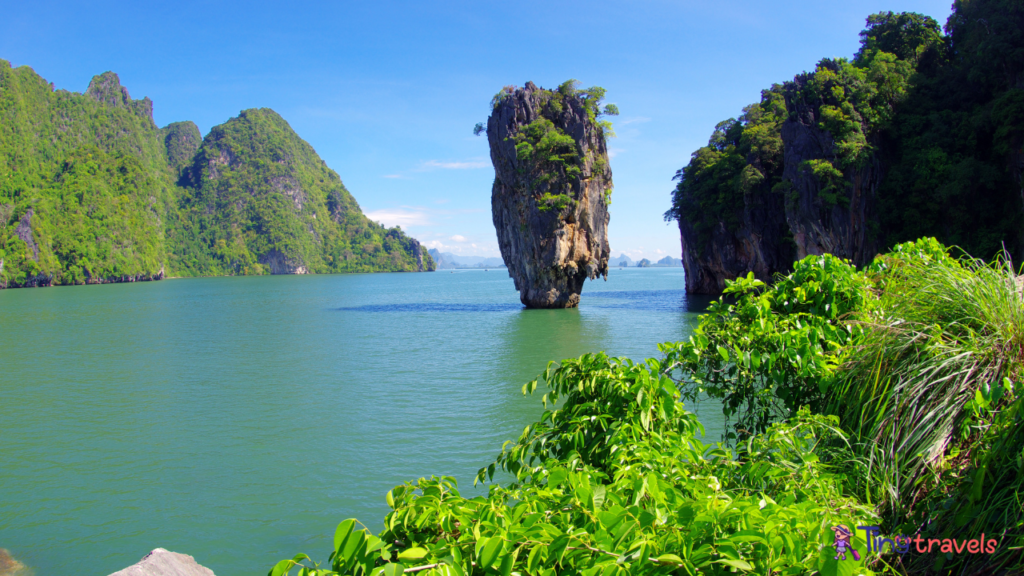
0 267 720 575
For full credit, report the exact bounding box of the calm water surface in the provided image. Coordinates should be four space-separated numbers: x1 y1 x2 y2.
0 268 720 575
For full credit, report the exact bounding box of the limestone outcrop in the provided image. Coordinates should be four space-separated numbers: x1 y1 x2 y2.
107 548 215 576
671 61 882 295
487 81 612 308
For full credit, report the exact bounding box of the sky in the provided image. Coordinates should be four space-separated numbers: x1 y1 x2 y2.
1 0 955 261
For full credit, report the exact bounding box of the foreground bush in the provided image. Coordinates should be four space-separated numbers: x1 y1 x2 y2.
830 239 1024 573
272 354 876 575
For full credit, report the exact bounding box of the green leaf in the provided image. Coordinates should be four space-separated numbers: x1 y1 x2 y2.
269 559 295 576
715 558 754 570
656 553 684 564
479 536 503 568
717 345 730 361
398 547 428 560
334 519 356 553
527 545 545 573
730 530 768 544
377 563 405 576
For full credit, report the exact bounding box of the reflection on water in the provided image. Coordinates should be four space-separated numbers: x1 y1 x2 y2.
335 289 716 315
337 302 522 313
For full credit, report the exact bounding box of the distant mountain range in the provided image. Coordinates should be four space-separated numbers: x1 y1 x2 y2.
610 254 682 267
428 249 506 269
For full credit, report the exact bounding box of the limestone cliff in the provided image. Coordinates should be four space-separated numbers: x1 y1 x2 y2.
178 108 433 275
781 66 880 266
669 61 885 294
487 81 612 308
669 8 1024 293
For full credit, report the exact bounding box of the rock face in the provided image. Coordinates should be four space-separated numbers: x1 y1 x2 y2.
487 82 612 308
676 180 795 295
673 62 881 295
107 548 215 576
781 68 880 266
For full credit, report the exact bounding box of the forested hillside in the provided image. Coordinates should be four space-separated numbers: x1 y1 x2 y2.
0 61 432 288
666 0 1024 293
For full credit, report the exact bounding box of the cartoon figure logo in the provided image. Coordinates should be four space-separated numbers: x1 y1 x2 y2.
831 525 861 561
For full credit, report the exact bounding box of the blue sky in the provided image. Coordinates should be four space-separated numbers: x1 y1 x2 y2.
2 0 953 260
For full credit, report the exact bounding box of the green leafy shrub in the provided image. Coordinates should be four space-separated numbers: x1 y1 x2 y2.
272 354 877 576
664 93 788 254
660 254 874 437
536 193 573 213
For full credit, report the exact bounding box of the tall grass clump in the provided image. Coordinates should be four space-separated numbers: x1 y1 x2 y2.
828 238 1024 572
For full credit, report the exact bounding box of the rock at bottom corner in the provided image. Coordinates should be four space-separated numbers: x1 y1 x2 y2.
107 548 215 576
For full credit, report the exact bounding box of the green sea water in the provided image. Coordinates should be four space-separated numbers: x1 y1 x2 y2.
0 268 718 575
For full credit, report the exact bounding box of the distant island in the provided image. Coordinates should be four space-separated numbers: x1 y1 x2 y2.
610 254 681 267
427 249 506 269
0 62 434 289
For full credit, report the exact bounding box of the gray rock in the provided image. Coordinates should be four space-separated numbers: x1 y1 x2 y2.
488 82 612 308
14 209 38 262
107 548 215 576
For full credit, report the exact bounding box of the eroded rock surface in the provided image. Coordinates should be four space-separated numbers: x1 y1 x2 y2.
673 61 881 294
781 66 880 266
0 549 28 576
107 548 215 576
488 82 611 308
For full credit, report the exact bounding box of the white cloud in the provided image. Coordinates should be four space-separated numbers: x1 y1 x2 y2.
423 238 500 258
608 148 624 158
364 208 432 228
450 235 467 242
617 116 651 126
364 205 484 229
420 159 489 170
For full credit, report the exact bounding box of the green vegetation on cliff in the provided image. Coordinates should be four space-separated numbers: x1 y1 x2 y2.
169 108 431 275
0 60 432 288
0 63 172 286
666 1 1024 265
485 79 618 213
